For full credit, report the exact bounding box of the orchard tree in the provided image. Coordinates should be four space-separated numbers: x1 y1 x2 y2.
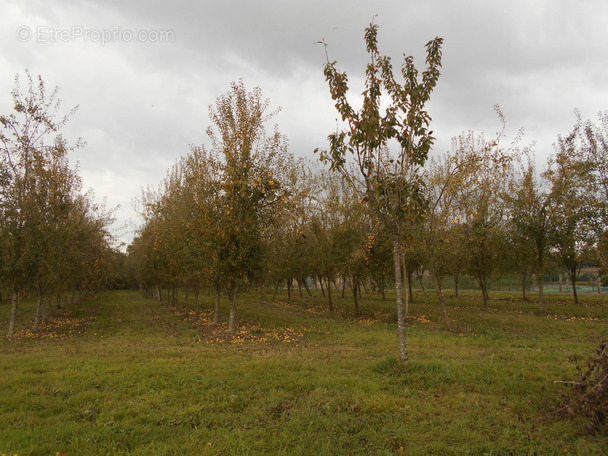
1 71 116 339
423 150 481 329
545 125 596 305
208 80 288 333
363 226 392 300
139 190 166 300
130 82 289 333
125 233 159 295
309 166 376 312
307 177 342 311
179 146 225 318
505 159 553 310
318 20 443 364
452 128 513 308
0 71 79 339
331 181 369 316
29 147 84 329
269 159 319 305
578 111 608 273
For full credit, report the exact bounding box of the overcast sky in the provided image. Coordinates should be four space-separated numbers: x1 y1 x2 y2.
2 0 608 247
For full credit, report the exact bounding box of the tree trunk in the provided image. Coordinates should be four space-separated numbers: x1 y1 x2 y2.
531 274 536 292
273 281 280 301
404 261 414 304
408 278 414 304
297 278 307 306
479 277 489 308
432 274 451 331
34 292 45 332
418 274 426 295
363 279 370 295
194 287 201 316
173 288 180 308
341 275 346 298
214 286 221 325
287 278 292 304
570 273 579 305
319 277 326 297
538 274 545 312
393 235 408 365
7 290 19 340
228 287 238 334
521 271 528 301
352 276 360 317
303 277 313 297
453 274 459 297
559 274 563 293
327 277 333 312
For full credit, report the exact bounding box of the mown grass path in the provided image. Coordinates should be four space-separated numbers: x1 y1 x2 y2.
1 289 607 455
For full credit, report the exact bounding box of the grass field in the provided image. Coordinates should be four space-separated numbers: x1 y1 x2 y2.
1 288 607 455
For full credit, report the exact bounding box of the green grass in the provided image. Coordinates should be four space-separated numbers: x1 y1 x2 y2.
1 288 607 455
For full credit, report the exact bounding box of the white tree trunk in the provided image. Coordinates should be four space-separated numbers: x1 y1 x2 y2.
538 274 545 312
7 290 19 340
393 235 408 365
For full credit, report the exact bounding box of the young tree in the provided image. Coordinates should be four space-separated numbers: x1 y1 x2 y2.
318 20 443 364
263 158 317 306
578 112 608 274
545 126 596 305
179 147 225 318
208 80 288 333
423 151 480 329
505 160 553 310
130 82 289 334
450 129 513 308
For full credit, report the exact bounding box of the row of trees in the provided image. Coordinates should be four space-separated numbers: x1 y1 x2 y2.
127 23 608 365
126 94 608 317
0 71 119 340
425 115 608 312
126 81 291 334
